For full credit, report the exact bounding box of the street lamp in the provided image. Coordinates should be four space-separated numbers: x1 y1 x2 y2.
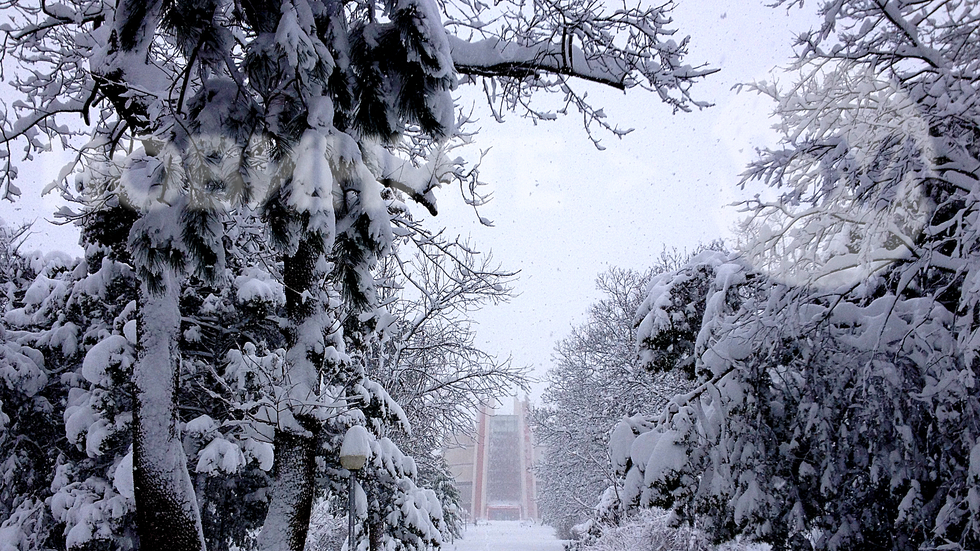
340 425 370 551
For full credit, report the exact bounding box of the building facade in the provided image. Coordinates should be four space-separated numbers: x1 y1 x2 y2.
444 398 539 522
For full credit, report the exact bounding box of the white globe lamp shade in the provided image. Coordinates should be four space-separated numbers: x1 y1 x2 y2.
340 425 370 471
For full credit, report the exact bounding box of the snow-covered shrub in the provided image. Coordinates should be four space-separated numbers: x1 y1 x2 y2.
619 248 980 550
0 226 65 551
536 254 721 540
1 228 275 551
534 266 678 539
0 237 141 551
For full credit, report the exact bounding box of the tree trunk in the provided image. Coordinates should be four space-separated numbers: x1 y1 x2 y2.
257 236 328 551
256 428 319 551
133 267 207 551
369 519 383 551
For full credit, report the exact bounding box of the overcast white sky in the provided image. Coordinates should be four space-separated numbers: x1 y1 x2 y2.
0 0 819 402
427 1 820 400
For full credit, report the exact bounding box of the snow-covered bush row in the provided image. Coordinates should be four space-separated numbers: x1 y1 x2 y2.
613 248 980 550
532 268 662 539
533 260 711 539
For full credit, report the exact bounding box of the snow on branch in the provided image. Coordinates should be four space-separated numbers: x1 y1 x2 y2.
447 0 715 94
451 36 635 90
445 0 715 146
450 33 711 95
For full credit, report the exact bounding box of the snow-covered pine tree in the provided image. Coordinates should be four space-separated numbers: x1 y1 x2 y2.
2 0 712 548
0 219 142 551
0 225 69 551
174 206 491 551
0 189 482 551
176 214 282 551
2 212 294 551
1 215 273 551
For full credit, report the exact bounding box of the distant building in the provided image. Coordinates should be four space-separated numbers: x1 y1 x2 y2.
444 398 540 522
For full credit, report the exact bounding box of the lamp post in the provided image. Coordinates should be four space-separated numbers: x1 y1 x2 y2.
340 425 370 551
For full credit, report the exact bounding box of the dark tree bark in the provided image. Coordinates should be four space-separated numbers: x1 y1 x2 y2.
256 428 319 551
133 267 206 551
369 519 383 551
257 235 330 551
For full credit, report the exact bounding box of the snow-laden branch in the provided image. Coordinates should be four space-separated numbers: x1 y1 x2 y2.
451 36 631 90
372 146 444 216
449 33 716 100
446 0 717 95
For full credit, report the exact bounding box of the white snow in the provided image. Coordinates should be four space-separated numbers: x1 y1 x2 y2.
243 437 275 471
640 429 689 486
609 419 636 472
449 36 626 87
195 437 246 475
444 521 565 551
733 475 763 525
287 129 338 222
64 390 96 446
340 425 372 464
81 335 130 385
123 319 137 344
0 337 47 397
184 414 217 436
84 418 112 457
113 450 135 500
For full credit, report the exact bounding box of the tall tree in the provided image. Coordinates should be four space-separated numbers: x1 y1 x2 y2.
534 258 709 540
370 231 527 540
533 267 660 539
373 231 526 455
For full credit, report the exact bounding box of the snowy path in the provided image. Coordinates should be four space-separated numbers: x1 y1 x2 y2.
444 521 566 551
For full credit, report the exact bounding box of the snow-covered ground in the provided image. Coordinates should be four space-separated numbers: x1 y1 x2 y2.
445 521 566 551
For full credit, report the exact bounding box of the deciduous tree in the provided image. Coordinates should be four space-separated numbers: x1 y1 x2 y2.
534 265 685 539
608 2 980 549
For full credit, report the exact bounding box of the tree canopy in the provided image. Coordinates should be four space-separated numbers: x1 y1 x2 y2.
594 2 980 550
